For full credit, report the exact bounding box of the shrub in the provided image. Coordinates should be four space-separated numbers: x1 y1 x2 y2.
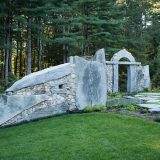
84 106 105 113
106 101 138 112
0 74 18 93
108 92 124 98
153 116 160 123
143 87 150 92
126 105 137 111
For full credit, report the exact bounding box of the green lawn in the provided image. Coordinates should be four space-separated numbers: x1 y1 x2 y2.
0 113 160 160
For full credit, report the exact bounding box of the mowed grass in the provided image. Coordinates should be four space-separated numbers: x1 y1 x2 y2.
0 113 160 160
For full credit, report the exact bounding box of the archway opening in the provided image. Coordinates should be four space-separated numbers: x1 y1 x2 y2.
118 57 129 92
119 65 128 92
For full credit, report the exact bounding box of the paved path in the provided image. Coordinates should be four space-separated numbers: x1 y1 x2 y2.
127 92 160 112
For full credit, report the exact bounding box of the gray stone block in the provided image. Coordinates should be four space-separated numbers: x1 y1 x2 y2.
73 56 107 110
111 49 135 62
6 63 72 92
0 94 49 125
94 48 106 63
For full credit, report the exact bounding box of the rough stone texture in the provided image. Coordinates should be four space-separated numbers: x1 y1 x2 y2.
0 49 108 127
137 104 160 112
6 63 72 92
106 64 113 93
71 56 107 110
124 93 160 112
107 49 150 93
0 64 76 127
135 65 151 91
0 48 151 127
94 48 106 64
127 65 137 92
111 49 135 62
0 94 49 125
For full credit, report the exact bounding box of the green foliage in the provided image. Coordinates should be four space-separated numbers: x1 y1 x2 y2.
0 0 160 87
108 92 124 98
153 116 160 122
84 105 105 113
143 87 151 92
0 74 18 93
127 105 138 112
106 100 140 112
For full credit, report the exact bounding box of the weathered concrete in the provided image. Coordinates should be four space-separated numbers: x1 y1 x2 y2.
135 65 151 91
111 49 135 62
113 64 119 92
6 63 72 92
106 64 113 93
0 63 77 127
106 61 141 65
0 94 49 125
127 65 136 92
71 56 107 110
108 49 150 93
0 48 151 127
95 48 106 64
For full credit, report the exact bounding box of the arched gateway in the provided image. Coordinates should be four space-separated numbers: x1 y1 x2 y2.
106 49 150 93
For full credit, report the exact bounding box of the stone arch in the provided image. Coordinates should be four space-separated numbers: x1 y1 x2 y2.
111 49 135 62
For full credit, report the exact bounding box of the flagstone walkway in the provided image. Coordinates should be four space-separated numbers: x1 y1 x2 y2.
126 92 160 112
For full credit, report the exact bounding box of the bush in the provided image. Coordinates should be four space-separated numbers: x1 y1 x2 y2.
84 106 105 113
0 74 18 93
108 92 124 98
153 116 160 122
143 87 151 92
126 105 137 111
106 101 138 112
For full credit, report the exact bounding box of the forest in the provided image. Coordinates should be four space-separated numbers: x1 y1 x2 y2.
0 0 159 92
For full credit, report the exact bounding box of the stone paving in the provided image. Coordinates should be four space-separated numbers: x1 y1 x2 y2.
128 92 160 112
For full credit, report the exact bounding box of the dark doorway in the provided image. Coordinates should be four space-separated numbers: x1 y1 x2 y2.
119 65 128 92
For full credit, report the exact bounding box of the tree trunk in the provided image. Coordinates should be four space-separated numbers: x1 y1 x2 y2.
5 35 10 84
1 48 5 79
14 33 19 76
8 29 13 74
19 32 23 77
38 38 43 70
27 17 32 75
82 4 89 56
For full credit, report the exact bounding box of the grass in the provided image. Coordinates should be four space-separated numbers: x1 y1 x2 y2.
0 113 160 160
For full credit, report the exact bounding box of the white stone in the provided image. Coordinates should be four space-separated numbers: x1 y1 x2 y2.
6 63 73 92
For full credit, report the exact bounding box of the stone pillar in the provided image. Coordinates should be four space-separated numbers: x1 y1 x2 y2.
143 65 151 89
95 48 106 64
113 64 118 92
134 65 151 91
127 65 136 92
73 56 107 109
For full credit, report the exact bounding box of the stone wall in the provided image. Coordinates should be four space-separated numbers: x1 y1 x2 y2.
0 50 107 127
0 48 151 127
0 64 77 127
106 65 113 93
